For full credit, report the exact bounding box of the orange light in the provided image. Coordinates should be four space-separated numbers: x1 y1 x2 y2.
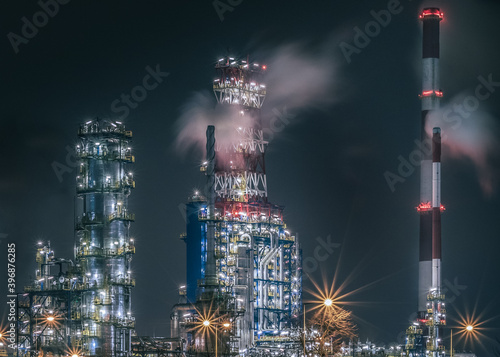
203 320 210 327
65 346 83 357
262 65 267 70
47 316 55 322
466 325 473 332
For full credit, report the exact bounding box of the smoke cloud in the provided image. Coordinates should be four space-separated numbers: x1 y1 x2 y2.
425 92 500 196
174 92 255 154
174 42 339 156
416 0 500 196
262 43 339 114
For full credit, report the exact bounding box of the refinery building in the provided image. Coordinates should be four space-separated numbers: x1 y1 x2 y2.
13 56 303 357
10 6 476 357
170 57 303 355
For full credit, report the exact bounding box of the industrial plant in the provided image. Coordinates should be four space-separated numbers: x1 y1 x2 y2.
12 56 304 357
169 56 302 355
404 8 447 357
16 121 136 357
7 5 479 357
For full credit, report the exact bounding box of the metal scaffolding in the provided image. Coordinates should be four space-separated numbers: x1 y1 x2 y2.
16 242 85 357
171 56 302 356
16 119 136 357
131 336 184 357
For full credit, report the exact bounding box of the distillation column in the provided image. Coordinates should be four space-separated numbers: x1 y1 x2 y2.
75 119 136 357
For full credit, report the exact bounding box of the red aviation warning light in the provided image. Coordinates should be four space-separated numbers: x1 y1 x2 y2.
416 202 445 212
419 8 444 20
417 202 432 212
419 90 443 98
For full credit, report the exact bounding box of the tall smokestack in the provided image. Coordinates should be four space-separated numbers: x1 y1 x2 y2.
418 7 443 316
205 125 217 286
432 128 442 290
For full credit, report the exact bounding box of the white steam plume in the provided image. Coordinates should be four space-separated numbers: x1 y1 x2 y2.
426 92 500 196
174 42 338 155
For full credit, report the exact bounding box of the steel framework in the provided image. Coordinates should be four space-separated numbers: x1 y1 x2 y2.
172 56 302 356
16 119 136 357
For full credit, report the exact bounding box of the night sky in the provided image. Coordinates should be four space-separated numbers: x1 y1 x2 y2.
2 0 500 355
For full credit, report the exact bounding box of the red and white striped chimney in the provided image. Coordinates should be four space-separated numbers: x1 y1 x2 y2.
432 127 442 290
418 7 443 317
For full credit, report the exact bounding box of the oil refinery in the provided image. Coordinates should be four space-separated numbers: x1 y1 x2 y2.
16 121 136 356
3 4 487 357
170 56 302 355
12 57 304 356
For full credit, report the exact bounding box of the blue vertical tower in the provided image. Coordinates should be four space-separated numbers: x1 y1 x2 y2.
183 194 207 302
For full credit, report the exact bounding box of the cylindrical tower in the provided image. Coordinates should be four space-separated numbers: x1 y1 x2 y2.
427 127 446 356
418 7 443 318
431 127 442 291
75 119 136 357
205 125 217 287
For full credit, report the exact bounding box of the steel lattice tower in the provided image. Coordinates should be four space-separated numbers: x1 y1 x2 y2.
172 57 302 356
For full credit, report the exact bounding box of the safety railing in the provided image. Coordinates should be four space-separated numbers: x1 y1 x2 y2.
108 212 135 222
76 244 135 258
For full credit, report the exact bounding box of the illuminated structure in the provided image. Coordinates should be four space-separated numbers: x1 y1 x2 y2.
17 241 85 357
16 119 136 357
75 119 136 356
425 128 446 356
417 6 444 321
171 57 303 355
405 8 446 357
